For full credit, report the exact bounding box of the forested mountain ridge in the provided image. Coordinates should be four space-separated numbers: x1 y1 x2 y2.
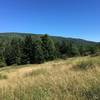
0 32 100 67
0 32 99 44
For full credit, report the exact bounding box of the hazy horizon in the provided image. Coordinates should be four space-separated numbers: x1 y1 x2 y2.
0 32 99 42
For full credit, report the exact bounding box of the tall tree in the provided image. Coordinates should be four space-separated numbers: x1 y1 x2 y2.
88 45 97 55
21 36 34 64
79 45 86 56
15 39 23 65
70 43 80 56
4 38 21 65
41 34 56 61
34 40 44 64
4 46 16 66
60 41 80 57
54 41 61 58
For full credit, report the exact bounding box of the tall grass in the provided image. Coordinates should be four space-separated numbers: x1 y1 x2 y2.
0 56 100 100
0 73 7 80
74 60 95 70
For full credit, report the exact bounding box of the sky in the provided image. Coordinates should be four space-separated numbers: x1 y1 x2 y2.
0 0 100 42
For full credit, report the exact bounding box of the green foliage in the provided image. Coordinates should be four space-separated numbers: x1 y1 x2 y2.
34 40 44 64
0 55 6 67
88 45 97 55
0 62 6 67
76 60 95 70
60 41 80 57
0 33 99 66
54 41 61 58
41 34 56 61
4 46 16 66
0 73 7 79
4 38 22 66
15 39 23 65
59 41 68 56
79 45 87 56
69 43 80 57
80 81 100 100
24 68 47 77
21 36 34 64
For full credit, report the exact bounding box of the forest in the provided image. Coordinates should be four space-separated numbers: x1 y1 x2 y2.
0 33 100 67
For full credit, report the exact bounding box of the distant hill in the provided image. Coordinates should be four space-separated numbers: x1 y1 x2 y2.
0 32 100 67
0 32 99 46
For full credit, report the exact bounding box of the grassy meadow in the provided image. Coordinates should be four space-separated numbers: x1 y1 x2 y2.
0 56 100 100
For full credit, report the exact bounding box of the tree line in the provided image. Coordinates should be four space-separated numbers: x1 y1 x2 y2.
0 34 99 67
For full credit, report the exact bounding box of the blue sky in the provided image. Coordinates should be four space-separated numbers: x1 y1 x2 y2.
0 0 100 42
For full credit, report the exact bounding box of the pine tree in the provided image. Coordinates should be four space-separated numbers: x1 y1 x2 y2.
54 41 61 58
34 40 44 64
71 44 80 56
15 39 23 65
0 44 4 62
79 45 86 56
87 45 97 55
0 46 5 67
41 34 56 61
4 38 20 65
4 46 16 66
60 41 80 57
21 36 34 64
59 41 68 55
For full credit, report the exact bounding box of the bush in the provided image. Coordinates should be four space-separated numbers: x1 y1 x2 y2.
24 68 48 77
0 73 8 79
0 62 6 68
76 60 95 70
81 82 100 99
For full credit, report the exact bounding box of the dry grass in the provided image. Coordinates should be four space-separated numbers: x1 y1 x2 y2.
0 56 100 100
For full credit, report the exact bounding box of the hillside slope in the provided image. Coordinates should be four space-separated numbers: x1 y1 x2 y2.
0 32 98 45
0 56 100 100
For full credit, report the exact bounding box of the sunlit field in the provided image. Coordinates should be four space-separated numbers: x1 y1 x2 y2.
0 56 100 100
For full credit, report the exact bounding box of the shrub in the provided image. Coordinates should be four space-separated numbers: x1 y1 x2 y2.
76 60 95 70
0 73 8 79
0 62 6 68
24 68 48 77
80 82 100 100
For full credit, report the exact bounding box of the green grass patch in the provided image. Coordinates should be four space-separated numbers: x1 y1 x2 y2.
24 68 48 77
0 62 6 68
0 73 8 80
73 59 96 70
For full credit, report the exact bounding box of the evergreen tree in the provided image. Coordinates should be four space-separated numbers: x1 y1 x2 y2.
60 41 68 54
0 45 4 62
62 41 80 57
59 41 80 57
4 38 20 65
59 41 69 58
54 41 61 58
41 34 56 61
4 46 16 66
21 36 34 64
15 39 23 65
71 43 80 56
88 45 97 55
79 45 86 56
0 46 5 67
34 40 44 64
